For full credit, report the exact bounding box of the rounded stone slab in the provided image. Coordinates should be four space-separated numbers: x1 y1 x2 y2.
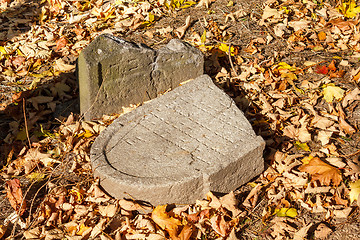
90 75 265 205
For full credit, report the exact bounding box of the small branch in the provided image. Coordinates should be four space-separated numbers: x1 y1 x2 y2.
23 99 31 148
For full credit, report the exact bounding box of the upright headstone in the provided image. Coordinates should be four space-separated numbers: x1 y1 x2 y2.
90 75 265 205
78 34 204 120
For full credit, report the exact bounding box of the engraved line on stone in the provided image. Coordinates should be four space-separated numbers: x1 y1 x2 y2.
177 87 250 135
161 99 236 146
148 111 225 158
178 94 250 136
138 116 213 165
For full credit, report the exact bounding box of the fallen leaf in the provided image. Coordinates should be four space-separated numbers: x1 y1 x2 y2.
314 223 332 239
6 179 27 215
55 36 68 51
275 208 298 218
328 60 337 72
261 5 281 21
0 225 7 239
219 191 241 216
349 180 360 203
339 116 356 134
299 157 342 186
178 224 194 240
196 0 214 8
333 208 352 218
318 31 327 41
337 0 360 18
54 58 75 72
90 218 107 238
175 16 190 38
294 141 310 152
293 223 313 240
342 88 360 107
316 65 329 75
323 84 345 103
317 131 332 145
151 205 182 238
210 215 229 237
99 203 118 217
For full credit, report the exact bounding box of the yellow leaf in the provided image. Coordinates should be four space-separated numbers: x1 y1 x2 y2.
83 130 93 138
301 155 314 165
294 141 310 152
0 46 7 55
337 0 360 18
218 43 236 56
181 1 196 8
275 208 298 218
77 223 91 236
148 13 155 22
151 205 181 232
16 129 28 141
201 30 206 44
349 180 360 203
323 84 345 103
26 172 46 182
299 157 342 186
277 62 297 71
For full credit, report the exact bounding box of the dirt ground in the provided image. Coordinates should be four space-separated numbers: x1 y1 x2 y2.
1 0 360 239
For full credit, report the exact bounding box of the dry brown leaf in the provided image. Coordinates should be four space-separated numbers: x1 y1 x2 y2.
314 223 332 239
293 223 313 240
6 179 26 216
196 0 214 8
299 157 342 186
342 88 360 107
90 218 107 238
178 224 194 240
219 191 242 216
210 215 229 237
317 131 332 146
0 224 7 239
175 16 190 38
54 58 75 72
339 116 356 134
99 203 118 217
207 191 222 209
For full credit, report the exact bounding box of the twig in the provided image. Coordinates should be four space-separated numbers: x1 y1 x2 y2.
228 43 239 79
23 99 31 148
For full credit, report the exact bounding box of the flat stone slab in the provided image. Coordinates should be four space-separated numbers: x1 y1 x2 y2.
78 34 204 120
90 75 265 205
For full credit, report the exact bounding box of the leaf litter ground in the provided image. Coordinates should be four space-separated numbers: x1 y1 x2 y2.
1 0 360 239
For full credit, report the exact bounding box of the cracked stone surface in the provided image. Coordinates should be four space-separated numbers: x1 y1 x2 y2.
77 34 204 120
90 74 265 205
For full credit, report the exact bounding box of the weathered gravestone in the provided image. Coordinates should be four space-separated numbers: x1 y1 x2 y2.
78 34 204 120
91 74 265 205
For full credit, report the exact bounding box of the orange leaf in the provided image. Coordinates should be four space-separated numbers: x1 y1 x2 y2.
316 65 328 75
328 60 337 72
6 179 27 215
55 37 68 51
151 205 182 238
299 157 342 186
318 31 327 41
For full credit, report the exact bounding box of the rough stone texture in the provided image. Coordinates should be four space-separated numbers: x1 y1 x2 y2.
78 34 204 120
90 74 265 205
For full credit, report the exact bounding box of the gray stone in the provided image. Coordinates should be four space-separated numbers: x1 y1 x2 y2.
78 34 204 120
90 74 265 205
